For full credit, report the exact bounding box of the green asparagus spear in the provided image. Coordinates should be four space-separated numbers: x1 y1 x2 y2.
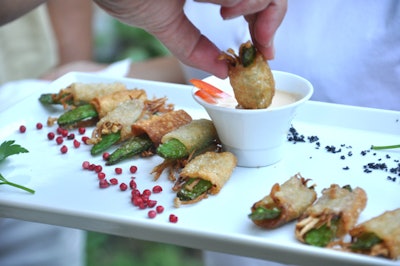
157 139 188 159
90 131 121 155
241 43 257 67
57 104 98 127
177 178 212 202
350 232 382 251
248 206 281 220
39 92 73 105
304 218 339 247
106 135 153 165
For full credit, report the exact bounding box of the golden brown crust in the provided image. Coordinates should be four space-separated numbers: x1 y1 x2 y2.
349 208 400 259
219 41 275 109
90 89 147 118
179 151 237 195
89 99 144 143
295 184 367 243
131 110 192 146
69 82 127 104
250 174 317 229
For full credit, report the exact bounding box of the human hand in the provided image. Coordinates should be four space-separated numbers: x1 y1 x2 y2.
94 0 287 79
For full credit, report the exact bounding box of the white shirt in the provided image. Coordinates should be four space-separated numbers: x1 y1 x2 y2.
184 0 400 111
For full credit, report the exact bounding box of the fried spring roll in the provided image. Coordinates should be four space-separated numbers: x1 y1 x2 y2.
90 99 144 143
295 184 367 247
219 41 275 109
131 110 192 146
174 151 237 206
68 82 127 104
249 173 317 229
91 89 147 118
349 208 400 260
158 119 218 159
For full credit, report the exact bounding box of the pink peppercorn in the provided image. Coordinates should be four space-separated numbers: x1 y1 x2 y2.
156 205 164 214
19 125 26 133
148 210 157 219
60 145 68 154
47 132 55 140
169 214 178 223
119 183 128 191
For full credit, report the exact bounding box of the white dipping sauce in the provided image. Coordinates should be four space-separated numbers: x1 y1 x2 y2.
215 90 299 109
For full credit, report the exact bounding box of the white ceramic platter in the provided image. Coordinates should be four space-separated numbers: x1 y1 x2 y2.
0 72 399 266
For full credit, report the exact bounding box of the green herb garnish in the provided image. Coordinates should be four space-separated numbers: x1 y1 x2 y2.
0 140 34 194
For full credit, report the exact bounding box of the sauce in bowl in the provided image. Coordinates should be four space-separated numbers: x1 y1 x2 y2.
215 90 299 109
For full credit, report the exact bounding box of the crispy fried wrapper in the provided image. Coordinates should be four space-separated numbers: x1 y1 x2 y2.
161 119 218 152
251 173 317 229
91 89 147 118
349 208 400 260
90 99 144 143
219 41 275 109
295 184 367 243
131 110 192 146
68 82 127 104
179 151 237 195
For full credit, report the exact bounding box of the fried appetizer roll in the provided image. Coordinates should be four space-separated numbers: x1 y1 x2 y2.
90 99 145 143
39 82 128 107
174 151 237 206
157 119 218 159
249 174 317 229
349 208 400 260
295 184 367 247
131 110 192 146
91 89 147 118
219 41 275 109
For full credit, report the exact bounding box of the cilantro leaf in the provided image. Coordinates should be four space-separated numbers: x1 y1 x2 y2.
0 140 29 162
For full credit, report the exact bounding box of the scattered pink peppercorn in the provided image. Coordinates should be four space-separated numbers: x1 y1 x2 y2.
47 132 55 140
115 167 122 175
109 178 118 185
156 205 164 214
78 127 86 134
169 214 178 223
147 200 157 208
129 180 137 189
73 139 81 148
61 129 68 137
129 165 138 174
97 172 106 180
36 122 43 130
99 179 110 189
81 136 89 144
148 210 157 219
142 189 151 197
119 183 128 191
152 185 163 193
19 125 26 133
94 165 102 173
56 136 64 145
67 133 75 140
82 161 90 169
102 152 110 161
60 145 68 154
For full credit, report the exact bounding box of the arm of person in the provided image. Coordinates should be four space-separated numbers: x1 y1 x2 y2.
41 0 108 80
0 0 46 25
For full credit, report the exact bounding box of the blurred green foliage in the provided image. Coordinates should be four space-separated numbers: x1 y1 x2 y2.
94 20 170 63
86 231 203 266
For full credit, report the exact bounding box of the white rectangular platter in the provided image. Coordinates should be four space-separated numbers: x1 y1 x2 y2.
0 72 399 266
